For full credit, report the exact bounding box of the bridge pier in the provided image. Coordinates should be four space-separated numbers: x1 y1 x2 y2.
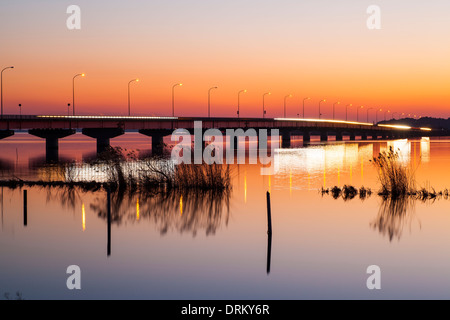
29 129 76 162
335 132 343 141
320 132 328 142
139 129 174 155
361 133 368 141
281 131 291 148
82 128 124 153
303 132 311 143
0 130 14 140
349 133 356 141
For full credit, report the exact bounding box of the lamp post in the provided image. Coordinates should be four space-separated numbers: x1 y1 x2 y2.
237 89 247 118
18 103 21 117
318 99 326 119
333 102 340 120
284 94 292 118
172 83 183 117
1 66 14 119
128 78 139 116
72 73 85 116
301 97 310 118
345 104 352 121
208 86 218 118
376 108 382 123
67 103 71 116
263 92 271 118
384 110 390 121
357 106 363 122
366 107 373 123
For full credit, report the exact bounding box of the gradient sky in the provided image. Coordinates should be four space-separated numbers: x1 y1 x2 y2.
1 0 449 119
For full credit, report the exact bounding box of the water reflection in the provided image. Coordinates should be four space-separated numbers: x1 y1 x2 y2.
370 196 419 242
86 188 231 238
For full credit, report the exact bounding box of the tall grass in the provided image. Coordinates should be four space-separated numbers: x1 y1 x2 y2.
371 146 415 198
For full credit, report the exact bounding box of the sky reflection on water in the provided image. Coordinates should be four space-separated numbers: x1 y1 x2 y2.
2 134 450 299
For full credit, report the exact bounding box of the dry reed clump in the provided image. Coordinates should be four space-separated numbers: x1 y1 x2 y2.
321 185 372 201
371 146 415 198
0 147 232 193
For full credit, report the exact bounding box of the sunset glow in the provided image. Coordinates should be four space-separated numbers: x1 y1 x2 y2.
1 1 448 119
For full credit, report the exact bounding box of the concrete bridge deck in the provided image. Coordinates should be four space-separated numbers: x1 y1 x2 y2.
0 115 433 161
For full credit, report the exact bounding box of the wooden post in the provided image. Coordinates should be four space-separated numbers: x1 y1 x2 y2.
266 191 272 274
266 191 272 235
107 188 111 257
23 189 27 227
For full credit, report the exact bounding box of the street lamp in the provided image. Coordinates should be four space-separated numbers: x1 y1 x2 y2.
333 102 340 120
208 86 218 118
376 108 382 123
345 104 352 121
357 106 363 122
18 103 21 117
72 73 85 116
319 99 326 119
237 89 247 118
263 92 271 118
301 97 310 118
67 103 71 116
366 107 374 123
284 94 292 118
1 66 14 118
384 110 390 121
128 78 139 116
172 83 183 117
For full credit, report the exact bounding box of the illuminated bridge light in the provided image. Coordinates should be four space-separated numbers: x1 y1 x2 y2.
37 115 178 120
420 127 432 131
377 124 412 130
274 118 374 126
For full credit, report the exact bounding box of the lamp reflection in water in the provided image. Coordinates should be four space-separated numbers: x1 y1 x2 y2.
82 203 86 231
136 198 140 221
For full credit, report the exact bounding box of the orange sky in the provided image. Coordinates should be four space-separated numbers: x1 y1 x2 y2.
1 1 449 119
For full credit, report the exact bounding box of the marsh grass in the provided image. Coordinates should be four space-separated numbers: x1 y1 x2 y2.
0 146 232 194
371 146 415 198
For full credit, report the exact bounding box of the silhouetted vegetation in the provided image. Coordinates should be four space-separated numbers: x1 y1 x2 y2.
371 146 415 198
321 185 372 201
0 147 232 194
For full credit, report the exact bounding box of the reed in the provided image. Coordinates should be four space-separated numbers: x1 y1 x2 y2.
371 146 415 198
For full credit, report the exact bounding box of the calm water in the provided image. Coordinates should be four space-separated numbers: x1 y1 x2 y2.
1 133 450 299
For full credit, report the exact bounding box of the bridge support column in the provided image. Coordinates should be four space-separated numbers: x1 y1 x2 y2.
0 130 14 140
320 132 328 142
151 134 165 154
303 133 311 143
281 131 291 148
139 129 174 155
361 133 368 141
29 129 76 162
335 132 343 141
82 128 124 154
349 133 356 141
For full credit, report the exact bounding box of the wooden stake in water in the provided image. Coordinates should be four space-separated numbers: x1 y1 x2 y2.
23 189 27 227
107 188 111 257
266 191 272 274
266 191 272 235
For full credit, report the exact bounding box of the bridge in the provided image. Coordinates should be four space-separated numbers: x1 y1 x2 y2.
0 115 432 161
